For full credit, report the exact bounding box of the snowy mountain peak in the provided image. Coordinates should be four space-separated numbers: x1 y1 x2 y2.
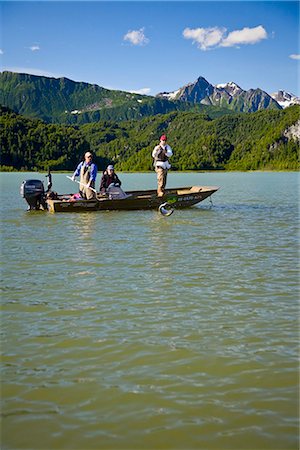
156 76 299 112
271 90 300 109
215 81 243 96
216 81 241 89
160 88 181 100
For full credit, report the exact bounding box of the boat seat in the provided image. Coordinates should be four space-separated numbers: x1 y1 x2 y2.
177 187 202 195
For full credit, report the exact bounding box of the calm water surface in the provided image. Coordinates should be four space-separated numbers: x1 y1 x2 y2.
1 172 299 450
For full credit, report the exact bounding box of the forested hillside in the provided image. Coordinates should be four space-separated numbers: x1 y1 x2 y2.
0 71 232 123
1 105 299 171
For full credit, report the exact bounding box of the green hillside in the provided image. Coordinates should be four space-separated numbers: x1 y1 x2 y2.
81 106 300 171
1 105 299 172
0 71 232 123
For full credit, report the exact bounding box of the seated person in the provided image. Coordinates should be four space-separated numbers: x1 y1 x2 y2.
100 165 122 193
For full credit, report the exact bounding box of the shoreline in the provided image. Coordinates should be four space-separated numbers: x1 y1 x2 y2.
1 169 299 174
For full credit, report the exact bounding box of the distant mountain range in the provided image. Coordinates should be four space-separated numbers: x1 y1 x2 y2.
270 90 300 109
0 71 230 124
157 76 299 112
0 71 299 125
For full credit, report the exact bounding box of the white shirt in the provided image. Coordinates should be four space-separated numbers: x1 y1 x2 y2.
152 144 173 169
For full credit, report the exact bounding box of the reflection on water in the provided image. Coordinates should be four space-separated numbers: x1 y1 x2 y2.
1 172 299 450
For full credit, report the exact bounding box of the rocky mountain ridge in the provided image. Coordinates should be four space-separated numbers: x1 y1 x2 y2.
0 71 230 124
1 71 299 125
270 90 300 108
157 76 299 112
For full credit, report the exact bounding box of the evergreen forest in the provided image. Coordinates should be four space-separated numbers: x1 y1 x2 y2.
1 105 299 172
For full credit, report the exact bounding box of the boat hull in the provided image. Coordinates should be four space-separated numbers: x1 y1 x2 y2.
46 186 219 213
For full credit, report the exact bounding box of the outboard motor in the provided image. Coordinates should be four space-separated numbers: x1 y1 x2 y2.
20 179 46 210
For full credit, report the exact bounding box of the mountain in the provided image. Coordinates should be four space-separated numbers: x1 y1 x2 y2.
1 71 298 125
0 71 232 124
270 90 300 109
157 76 282 113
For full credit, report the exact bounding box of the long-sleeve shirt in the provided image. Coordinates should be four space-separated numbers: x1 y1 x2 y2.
73 162 97 182
152 144 173 169
100 171 122 191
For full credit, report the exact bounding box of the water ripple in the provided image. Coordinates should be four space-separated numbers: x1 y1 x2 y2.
1 172 299 450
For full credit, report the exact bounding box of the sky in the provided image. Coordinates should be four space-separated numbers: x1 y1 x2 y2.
1 1 299 96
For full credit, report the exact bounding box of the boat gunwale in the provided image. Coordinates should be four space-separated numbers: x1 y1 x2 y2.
46 185 219 212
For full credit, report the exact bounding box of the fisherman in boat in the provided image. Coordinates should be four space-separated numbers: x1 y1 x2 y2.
71 152 98 200
99 165 127 199
100 165 122 193
152 134 173 197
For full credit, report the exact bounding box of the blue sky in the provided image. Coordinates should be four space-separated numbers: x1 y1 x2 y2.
1 1 299 96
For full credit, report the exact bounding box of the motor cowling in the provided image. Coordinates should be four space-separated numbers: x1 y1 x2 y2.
20 179 46 210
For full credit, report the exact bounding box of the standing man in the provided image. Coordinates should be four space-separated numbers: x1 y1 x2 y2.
152 134 173 197
71 151 97 199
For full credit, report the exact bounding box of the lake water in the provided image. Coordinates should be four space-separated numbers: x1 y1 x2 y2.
1 171 299 450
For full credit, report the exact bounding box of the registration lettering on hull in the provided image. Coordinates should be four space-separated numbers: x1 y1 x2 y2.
58 201 98 209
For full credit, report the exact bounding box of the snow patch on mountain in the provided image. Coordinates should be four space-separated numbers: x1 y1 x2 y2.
271 90 300 108
161 89 181 100
216 81 241 90
156 76 300 112
216 82 243 97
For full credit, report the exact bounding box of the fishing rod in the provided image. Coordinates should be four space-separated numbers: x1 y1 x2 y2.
66 176 97 193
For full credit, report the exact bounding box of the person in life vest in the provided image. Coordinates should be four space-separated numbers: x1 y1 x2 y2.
152 134 173 197
100 165 122 193
71 151 98 199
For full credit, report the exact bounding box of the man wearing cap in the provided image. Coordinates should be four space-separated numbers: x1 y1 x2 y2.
152 135 173 197
71 151 98 199
100 165 122 193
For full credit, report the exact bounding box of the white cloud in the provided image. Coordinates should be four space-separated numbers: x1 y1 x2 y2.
123 28 149 46
129 87 151 95
28 45 40 52
183 25 268 50
183 27 225 50
221 25 267 47
0 49 3 55
289 54 300 60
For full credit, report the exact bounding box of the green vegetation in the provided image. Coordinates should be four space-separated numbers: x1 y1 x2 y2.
1 105 299 172
0 71 233 124
0 106 89 171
